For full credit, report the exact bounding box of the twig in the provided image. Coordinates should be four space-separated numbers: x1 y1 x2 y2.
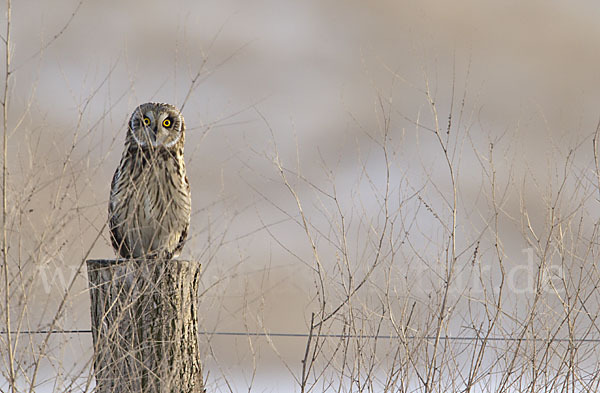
1 1 15 391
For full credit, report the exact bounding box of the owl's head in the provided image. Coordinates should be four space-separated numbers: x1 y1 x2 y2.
127 102 185 149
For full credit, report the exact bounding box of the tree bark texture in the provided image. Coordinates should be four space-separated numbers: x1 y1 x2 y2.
87 259 204 393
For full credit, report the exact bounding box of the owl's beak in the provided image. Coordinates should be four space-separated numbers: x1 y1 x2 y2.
145 125 157 142
150 125 170 147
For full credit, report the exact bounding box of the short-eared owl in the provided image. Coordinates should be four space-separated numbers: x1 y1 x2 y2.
109 102 191 259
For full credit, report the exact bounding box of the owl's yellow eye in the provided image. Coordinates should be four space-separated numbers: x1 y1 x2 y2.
143 117 151 126
162 118 172 128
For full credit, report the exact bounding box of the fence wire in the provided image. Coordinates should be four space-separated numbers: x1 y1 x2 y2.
2 329 600 343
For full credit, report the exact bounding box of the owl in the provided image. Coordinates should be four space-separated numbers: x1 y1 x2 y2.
108 102 191 260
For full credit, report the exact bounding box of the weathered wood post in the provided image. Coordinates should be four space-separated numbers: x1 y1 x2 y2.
86 259 205 393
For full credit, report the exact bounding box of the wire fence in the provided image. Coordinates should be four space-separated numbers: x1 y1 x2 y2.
2 329 600 343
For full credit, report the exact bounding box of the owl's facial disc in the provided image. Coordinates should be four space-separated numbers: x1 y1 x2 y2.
130 111 156 147
153 112 182 148
129 106 183 149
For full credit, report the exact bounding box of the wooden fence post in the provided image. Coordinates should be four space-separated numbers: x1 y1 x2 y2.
86 259 205 393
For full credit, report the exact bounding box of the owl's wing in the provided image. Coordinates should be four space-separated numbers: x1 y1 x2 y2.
170 174 191 259
108 164 132 259
109 215 132 258
171 220 189 258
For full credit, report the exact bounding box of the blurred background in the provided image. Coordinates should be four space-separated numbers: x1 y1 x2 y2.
4 0 600 391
